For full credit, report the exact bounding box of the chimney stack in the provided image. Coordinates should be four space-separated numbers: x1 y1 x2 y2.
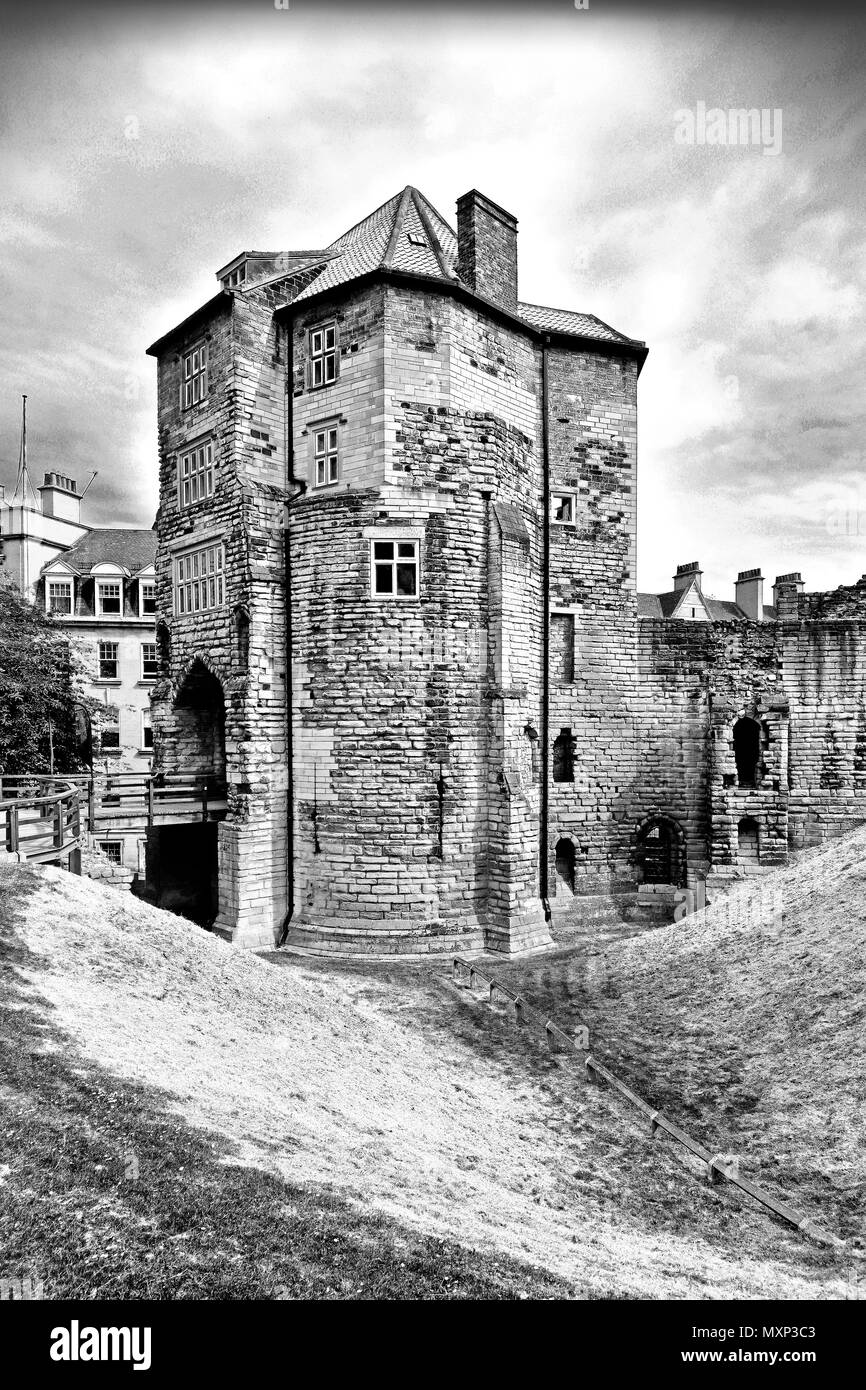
673 561 702 592
773 571 804 616
39 471 81 524
735 567 764 620
456 190 518 310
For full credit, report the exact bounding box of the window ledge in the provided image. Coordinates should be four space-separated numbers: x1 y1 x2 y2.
94 679 122 687
137 679 157 687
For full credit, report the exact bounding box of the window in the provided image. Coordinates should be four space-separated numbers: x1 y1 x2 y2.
738 817 760 864
174 543 225 615
309 323 337 387
313 425 339 487
140 580 156 615
406 231 427 247
141 643 158 681
100 723 120 751
97 581 122 616
46 580 72 616
179 439 214 507
551 493 576 525
98 641 119 680
552 728 575 783
551 613 575 682
371 539 419 598
224 266 245 289
733 718 761 788
182 342 208 409
98 841 123 863
141 710 154 751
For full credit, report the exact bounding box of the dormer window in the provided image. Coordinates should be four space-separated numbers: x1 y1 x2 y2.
224 265 246 289
309 323 338 388
97 580 122 616
140 579 156 615
406 232 427 247
46 579 73 616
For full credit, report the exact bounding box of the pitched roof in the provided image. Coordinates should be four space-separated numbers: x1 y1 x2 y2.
45 527 156 578
291 185 643 348
638 590 778 623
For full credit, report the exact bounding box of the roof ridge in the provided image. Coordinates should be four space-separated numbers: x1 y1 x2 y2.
411 189 457 281
382 187 413 271
328 187 407 248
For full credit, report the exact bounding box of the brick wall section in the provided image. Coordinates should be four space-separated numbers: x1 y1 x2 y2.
150 284 290 946
456 191 518 310
546 347 640 898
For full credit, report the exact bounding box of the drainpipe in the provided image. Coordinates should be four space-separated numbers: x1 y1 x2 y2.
540 337 552 921
278 315 306 946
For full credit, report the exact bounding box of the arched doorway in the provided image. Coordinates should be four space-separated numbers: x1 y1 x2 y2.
733 718 761 788
555 837 576 895
173 659 226 783
634 815 685 886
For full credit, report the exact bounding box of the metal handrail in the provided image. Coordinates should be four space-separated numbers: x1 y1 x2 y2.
450 957 845 1251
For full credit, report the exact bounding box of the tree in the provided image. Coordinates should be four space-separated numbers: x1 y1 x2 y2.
0 572 94 776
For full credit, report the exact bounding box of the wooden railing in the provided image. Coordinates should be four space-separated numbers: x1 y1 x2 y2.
0 778 83 869
0 773 228 838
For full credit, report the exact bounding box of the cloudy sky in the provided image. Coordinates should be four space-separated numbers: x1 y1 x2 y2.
1 0 865 599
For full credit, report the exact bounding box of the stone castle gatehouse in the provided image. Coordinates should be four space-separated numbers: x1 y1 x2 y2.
146 186 866 952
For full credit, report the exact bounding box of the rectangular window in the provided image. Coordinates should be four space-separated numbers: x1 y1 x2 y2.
46 580 72 616
100 724 120 752
182 342 208 409
551 493 576 525
309 323 337 388
97 581 122 615
141 710 153 750
179 438 214 507
98 840 122 863
98 641 119 680
140 581 156 615
174 542 225 616
141 643 158 681
313 425 339 487
371 539 419 599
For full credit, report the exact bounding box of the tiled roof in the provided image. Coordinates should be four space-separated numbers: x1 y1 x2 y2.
638 590 779 623
292 185 643 348
46 528 156 577
516 301 643 347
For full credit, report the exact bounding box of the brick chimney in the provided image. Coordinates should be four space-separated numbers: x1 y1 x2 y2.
773 571 804 616
673 561 702 593
456 190 518 310
735 567 764 620
39 472 81 524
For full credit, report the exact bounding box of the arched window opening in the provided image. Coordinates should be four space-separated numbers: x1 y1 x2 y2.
555 837 576 895
552 728 574 783
737 817 760 864
733 717 761 788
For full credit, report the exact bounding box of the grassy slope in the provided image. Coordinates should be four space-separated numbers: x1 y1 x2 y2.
490 830 866 1247
0 850 856 1299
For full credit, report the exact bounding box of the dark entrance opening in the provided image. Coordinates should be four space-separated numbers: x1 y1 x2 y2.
144 823 219 926
635 817 684 886
733 718 761 788
738 816 760 864
555 837 576 894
